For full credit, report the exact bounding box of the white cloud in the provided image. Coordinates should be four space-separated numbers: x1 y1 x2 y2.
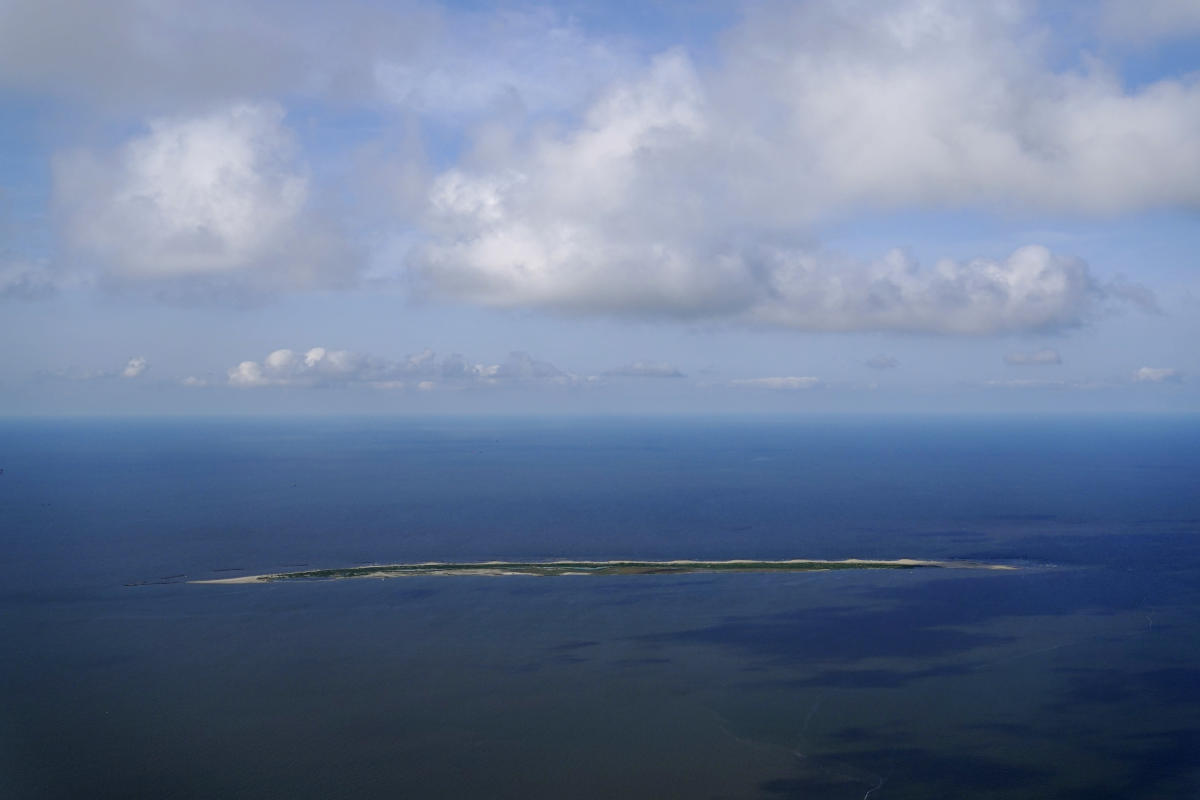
418 181 1110 333
410 52 732 316
265 349 297 371
181 376 208 387
7 0 1194 334
228 361 268 387
1133 366 1183 383
410 0 1182 332
865 355 899 370
121 356 147 378
490 351 569 381
226 346 582 389
752 245 1107 334
54 103 352 293
11 1 1197 212
605 361 685 378
1004 348 1062 366
238 347 373 384
731 376 822 390
716 0 1200 217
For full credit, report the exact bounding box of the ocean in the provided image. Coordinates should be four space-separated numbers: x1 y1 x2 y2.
2 416 1198 798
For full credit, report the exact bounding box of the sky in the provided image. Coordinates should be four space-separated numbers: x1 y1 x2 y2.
1 0 1198 415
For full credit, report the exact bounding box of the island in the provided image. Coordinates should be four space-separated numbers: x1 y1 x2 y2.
190 558 1016 583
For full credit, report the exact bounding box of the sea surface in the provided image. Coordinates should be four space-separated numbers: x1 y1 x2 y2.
2 415 1199 798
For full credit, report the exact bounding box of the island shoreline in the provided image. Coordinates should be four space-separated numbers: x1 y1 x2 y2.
189 558 1018 584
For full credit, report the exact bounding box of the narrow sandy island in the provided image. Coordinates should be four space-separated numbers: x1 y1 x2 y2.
191 558 1017 584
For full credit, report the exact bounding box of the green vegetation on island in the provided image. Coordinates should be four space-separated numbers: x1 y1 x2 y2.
191 558 1016 584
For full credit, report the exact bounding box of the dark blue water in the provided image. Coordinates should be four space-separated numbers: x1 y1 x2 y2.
2 416 1198 798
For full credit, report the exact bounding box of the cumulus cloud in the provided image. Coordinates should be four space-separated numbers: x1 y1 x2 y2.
11 0 1194 333
865 355 899 370
605 361 685 378
229 347 381 387
417 180 1110 335
1004 348 1062 366
121 356 148 378
410 53 731 317
17 1 1199 212
716 1 1200 217
731 376 822 390
755 246 1111 334
54 103 353 294
1133 366 1183 383
226 346 582 389
410 0 1182 333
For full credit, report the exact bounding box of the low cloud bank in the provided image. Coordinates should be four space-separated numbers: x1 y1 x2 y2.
226 347 584 390
1133 367 1183 383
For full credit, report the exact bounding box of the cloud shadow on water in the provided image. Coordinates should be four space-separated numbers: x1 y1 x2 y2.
640 564 1168 669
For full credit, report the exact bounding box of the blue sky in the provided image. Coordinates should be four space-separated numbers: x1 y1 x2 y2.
1 0 1198 414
